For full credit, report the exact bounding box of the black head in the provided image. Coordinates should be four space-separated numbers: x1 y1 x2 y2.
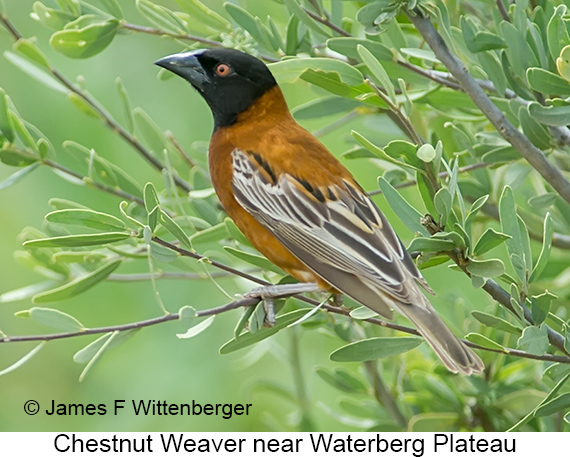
155 48 277 130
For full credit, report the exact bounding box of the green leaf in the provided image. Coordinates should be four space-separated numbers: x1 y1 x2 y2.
32 258 122 303
529 213 553 283
352 132 418 171
531 291 556 326
316 367 368 394
150 241 177 262
14 38 50 70
409 412 459 432
178 305 196 328
547 5 570 62
330 337 423 362
407 237 457 253
292 96 361 120
136 0 185 34
465 333 506 351
31 2 76 30
528 193 557 209
519 106 552 150
472 228 511 256
461 16 506 53
224 4 274 50
499 186 524 280
224 217 251 246
508 372 570 431
269 57 363 86
23 232 130 248
471 311 521 335
535 393 570 417
528 101 570 127
556 44 570 81
189 222 228 245
0 342 45 377
400 47 439 62
50 17 120 59
417 144 436 163
434 187 452 226
527 67 570 96
378 177 429 236
234 305 255 338
301 70 380 105
0 162 40 190
281 0 331 37
97 0 123 18
327 37 393 62
224 247 284 274
29 307 85 332
0 88 14 143
1 54 63 93
349 306 378 320
0 147 38 167
134 107 167 155
357 44 395 103
67 92 102 118
481 146 520 164
115 77 134 134
160 210 192 251
220 308 310 354
143 182 160 213
466 258 505 278
0 281 58 303
73 329 137 363
46 209 127 231
177 315 215 339
517 325 549 355
173 0 231 32
478 51 507 96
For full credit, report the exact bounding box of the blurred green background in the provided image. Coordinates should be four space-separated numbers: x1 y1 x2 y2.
0 0 497 432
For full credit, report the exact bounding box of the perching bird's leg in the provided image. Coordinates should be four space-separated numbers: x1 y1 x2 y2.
245 282 321 326
332 293 343 307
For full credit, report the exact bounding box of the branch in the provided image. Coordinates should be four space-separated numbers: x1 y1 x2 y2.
407 9 570 206
301 6 351 37
0 297 259 344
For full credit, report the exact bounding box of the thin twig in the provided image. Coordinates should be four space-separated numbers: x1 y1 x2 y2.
496 0 511 22
166 131 197 169
301 6 351 37
0 297 260 344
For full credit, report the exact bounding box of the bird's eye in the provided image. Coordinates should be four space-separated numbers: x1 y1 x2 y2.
215 63 232 77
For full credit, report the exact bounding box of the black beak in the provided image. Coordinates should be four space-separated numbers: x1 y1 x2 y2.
155 50 210 90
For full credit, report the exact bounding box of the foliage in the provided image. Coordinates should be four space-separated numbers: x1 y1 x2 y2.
1 0 570 432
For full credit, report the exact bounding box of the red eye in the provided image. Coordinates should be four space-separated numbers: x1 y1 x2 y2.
215 63 231 76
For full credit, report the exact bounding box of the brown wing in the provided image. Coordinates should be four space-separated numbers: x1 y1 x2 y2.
231 148 484 375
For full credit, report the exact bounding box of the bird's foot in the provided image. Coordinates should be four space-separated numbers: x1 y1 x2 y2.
245 282 321 326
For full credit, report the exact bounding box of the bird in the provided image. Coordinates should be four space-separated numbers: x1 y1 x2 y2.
155 48 484 375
